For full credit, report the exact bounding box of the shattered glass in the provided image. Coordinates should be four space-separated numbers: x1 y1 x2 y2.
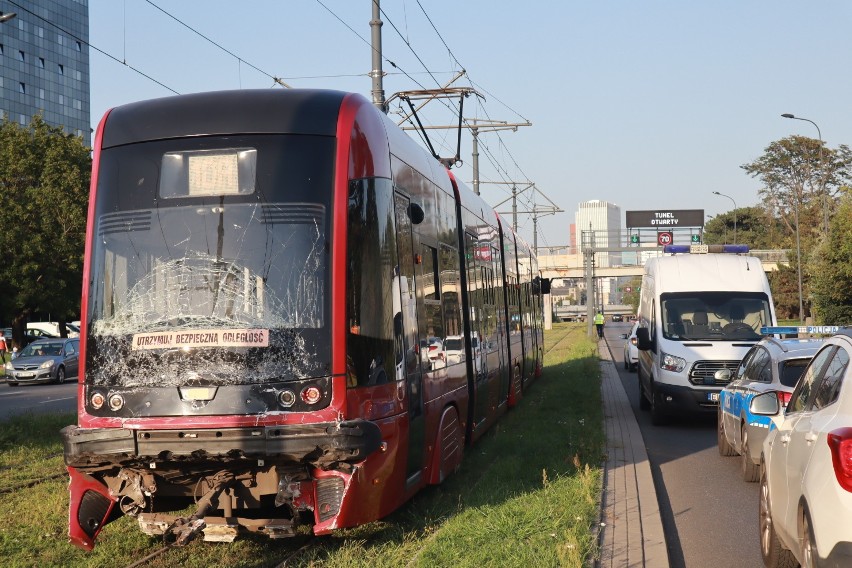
89 203 327 387
88 135 334 388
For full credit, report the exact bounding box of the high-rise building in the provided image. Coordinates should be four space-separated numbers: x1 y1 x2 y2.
575 199 622 307
575 199 621 267
0 1 90 146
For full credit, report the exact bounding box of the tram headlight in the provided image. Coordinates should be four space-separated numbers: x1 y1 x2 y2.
90 392 105 410
108 393 125 412
278 389 296 408
300 386 322 405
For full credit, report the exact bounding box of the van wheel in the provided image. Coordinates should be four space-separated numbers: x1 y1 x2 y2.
649 384 669 425
637 368 650 411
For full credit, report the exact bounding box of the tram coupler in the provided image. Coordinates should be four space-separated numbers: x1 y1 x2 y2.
163 470 240 546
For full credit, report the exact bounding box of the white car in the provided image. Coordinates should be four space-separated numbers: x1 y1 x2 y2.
27 321 79 338
622 322 639 371
752 331 852 567
442 335 465 365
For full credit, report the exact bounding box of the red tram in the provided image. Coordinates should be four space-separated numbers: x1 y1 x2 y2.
62 89 545 550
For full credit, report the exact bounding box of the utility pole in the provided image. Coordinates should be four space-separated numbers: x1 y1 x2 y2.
467 119 530 195
369 0 386 112
491 183 563 254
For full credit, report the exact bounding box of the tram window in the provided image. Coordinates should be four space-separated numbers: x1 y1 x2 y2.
346 178 397 387
420 244 439 301
440 243 461 336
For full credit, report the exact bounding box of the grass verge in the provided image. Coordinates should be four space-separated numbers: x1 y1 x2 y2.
0 323 603 567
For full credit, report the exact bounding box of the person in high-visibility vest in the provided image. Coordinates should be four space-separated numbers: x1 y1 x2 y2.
594 311 605 338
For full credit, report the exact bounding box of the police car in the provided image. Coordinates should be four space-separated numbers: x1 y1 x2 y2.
717 333 823 481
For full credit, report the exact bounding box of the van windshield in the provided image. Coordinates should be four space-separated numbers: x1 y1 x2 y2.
660 292 770 341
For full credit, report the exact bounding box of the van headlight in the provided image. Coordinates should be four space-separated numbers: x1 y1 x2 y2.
660 351 686 373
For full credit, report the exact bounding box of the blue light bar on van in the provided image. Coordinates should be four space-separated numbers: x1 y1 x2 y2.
761 326 840 335
663 244 750 254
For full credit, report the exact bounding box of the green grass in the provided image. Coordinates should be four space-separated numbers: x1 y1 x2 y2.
0 323 604 567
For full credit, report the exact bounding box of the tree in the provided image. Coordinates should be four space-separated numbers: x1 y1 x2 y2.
741 136 852 319
809 189 852 324
0 116 90 348
741 136 852 241
621 276 642 314
704 206 786 248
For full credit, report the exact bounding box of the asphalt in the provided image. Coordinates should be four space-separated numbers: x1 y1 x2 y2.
597 337 670 568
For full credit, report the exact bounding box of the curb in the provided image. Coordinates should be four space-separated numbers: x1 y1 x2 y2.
597 338 669 567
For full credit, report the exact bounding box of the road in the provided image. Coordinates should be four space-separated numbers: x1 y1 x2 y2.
0 378 78 420
604 321 763 568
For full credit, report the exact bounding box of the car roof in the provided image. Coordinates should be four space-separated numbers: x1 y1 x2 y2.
757 337 824 359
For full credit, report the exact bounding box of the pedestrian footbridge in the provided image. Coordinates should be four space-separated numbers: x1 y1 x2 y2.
537 249 789 279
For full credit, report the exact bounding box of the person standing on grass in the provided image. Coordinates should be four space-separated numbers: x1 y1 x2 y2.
594 311 605 338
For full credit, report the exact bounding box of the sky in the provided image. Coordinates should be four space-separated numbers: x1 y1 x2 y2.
83 0 852 250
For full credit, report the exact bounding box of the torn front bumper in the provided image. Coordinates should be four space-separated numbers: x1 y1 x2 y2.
62 419 383 467
63 420 382 550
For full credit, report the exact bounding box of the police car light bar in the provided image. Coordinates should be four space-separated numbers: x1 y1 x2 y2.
664 244 750 254
761 326 841 335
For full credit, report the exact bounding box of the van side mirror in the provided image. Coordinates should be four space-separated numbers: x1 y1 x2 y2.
750 391 781 416
636 327 654 351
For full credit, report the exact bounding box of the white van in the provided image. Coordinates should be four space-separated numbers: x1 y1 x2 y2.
27 321 80 338
635 245 777 424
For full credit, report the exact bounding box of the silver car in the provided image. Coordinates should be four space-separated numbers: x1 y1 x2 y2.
4 338 80 386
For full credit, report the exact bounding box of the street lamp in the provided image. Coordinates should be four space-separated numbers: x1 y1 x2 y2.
781 113 828 234
712 191 737 243
792 195 804 323
0 11 17 23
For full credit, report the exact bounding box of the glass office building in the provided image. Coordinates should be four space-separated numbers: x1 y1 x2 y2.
0 0 90 146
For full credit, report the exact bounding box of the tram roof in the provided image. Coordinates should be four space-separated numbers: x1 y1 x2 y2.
100 89 349 148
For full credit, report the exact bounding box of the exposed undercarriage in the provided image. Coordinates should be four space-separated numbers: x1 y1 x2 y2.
62 419 382 549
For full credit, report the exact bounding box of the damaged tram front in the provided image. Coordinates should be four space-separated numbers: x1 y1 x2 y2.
63 91 387 550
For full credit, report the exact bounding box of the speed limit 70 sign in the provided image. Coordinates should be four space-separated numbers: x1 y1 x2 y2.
657 231 673 246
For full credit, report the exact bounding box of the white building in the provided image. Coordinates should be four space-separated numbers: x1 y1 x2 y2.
575 200 622 267
575 200 622 306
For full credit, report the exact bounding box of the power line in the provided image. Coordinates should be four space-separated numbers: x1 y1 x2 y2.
143 0 291 87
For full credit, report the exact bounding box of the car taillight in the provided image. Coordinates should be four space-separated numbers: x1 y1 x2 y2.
777 392 793 407
429 345 439 352
827 427 852 493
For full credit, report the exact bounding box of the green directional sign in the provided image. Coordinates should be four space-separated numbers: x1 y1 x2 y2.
630 234 640 244
691 234 701 243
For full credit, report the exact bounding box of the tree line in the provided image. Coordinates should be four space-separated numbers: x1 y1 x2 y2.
0 116 90 349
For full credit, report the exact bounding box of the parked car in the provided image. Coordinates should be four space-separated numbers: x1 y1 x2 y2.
753 331 852 567
443 335 465 365
622 322 639 371
420 336 444 368
4 337 80 386
3 327 45 351
717 337 822 481
27 321 79 338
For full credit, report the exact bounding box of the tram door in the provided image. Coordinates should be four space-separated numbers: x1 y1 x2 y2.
394 193 425 482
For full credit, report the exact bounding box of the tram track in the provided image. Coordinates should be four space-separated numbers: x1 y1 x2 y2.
0 470 67 495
